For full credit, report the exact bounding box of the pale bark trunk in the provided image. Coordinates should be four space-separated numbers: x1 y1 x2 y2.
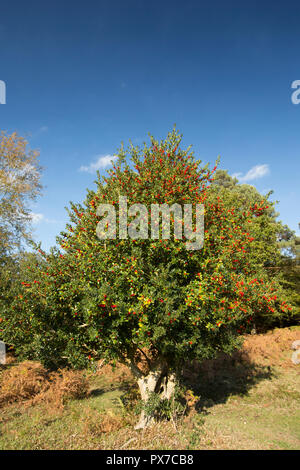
130 359 177 430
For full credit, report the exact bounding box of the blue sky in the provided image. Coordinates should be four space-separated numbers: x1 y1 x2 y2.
0 0 299 251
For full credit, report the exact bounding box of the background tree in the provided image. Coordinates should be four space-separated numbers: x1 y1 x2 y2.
211 169 239 188
211 169 299 328
0 131 43 256
277 223 300 324
0 131 43 349
1 129 294 429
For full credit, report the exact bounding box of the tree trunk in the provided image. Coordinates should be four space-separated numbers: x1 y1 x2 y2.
130 359 177 430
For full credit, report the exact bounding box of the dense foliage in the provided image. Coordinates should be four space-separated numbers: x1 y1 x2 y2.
0 129 294 374
211 169 299 329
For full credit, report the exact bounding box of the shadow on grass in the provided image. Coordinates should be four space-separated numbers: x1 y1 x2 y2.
90 380 134 398
181 350 274 413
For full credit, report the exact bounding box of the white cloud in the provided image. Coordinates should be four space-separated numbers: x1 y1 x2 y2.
30 212 44 224
29 212 61 225
79 154 117 174
31 126 49 138
232 164 270 182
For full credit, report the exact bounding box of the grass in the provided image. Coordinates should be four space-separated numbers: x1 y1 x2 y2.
0 326 299 450
192 367 300 450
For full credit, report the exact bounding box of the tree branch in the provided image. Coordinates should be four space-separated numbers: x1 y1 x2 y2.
128 360 145 379
137 347 151 368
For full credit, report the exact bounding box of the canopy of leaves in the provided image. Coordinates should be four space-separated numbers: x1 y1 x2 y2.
212 170 299 326
0 129 294 370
